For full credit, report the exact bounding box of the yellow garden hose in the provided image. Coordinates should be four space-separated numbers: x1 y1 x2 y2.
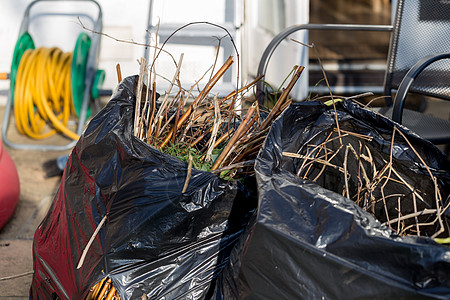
13 47 79 140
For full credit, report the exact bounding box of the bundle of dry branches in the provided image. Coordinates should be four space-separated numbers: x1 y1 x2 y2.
283 120 449 238
79 18 304 179
132 55 304 179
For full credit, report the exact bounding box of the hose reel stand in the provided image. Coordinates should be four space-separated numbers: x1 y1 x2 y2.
2 0 104 151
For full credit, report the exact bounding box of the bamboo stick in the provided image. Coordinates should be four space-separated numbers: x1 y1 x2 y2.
151 54 184 136
105 286 117 300
147 81 157 137
211 159 255 174
116 64 122 83
182 155 193 193
284 152 346 174
213 129 233 149
221 75 264 103
211 102 256 170
134 58 146 137
206 97 222 161
258 66 304 131
97 278 111 300
77 214 107 269
172 91 184 144
91 278 105 299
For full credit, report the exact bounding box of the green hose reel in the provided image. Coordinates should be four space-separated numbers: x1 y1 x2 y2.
10 32 35 104
10 31 104 118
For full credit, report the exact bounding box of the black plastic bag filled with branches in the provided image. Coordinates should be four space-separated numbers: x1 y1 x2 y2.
215 99 450 300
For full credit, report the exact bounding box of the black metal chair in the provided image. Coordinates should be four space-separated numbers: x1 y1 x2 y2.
256 0 450 145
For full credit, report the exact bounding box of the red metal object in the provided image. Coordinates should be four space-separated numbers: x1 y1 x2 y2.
0 141 20 230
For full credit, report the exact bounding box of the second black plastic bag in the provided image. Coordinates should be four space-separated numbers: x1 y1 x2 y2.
214 100 450 299
31 76 256 299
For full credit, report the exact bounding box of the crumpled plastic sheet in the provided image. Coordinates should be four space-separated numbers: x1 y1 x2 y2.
31 76 256 299
214 100 450 299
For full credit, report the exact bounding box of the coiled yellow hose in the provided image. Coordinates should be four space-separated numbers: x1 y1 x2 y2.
14 47 79 140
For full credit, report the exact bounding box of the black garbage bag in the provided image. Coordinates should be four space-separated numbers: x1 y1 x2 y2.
214 100 450 299
30 76 256 299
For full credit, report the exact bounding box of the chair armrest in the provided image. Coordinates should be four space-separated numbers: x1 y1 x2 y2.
256 24 393 103
392 52 450 124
